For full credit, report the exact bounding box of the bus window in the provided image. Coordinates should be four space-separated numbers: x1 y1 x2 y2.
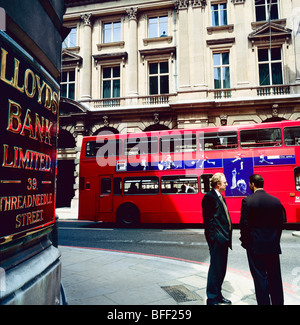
240 128 282 148
284 126 300 146
125 137 159 155
124 177 159 195
160 134 197 153
200 174 213 193
113 177 122 195
161 175 198 194
86 139 123 157
199 131 238 151
101 178 111 194
295 168 300 191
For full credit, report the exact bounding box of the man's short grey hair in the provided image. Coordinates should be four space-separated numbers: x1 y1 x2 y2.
210 173 225 189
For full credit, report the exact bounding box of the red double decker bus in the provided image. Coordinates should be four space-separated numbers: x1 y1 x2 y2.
79 120 300 227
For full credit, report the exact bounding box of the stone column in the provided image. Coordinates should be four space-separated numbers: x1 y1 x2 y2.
126 8 138 98
80 13 92 99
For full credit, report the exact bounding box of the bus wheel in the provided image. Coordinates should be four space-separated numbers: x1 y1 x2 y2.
116 203 140 227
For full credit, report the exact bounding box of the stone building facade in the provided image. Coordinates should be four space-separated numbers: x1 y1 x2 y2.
59 0 300 209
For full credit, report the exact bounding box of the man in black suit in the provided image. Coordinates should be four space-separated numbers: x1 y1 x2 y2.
202 173 232 305
240 174 285 305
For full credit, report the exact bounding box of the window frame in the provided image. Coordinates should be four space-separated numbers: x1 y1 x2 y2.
161 175 199 195
61 70 76 100
213 51 230 89
211 3 228 27
255 0 279 22
257 47 283 86
240 128 282 148
148 15 169 38
149 61 170 95
103 21 121 44
62 27 77 49
102 65 121 99
124 177 159 195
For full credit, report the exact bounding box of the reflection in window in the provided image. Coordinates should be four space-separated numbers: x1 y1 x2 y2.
161 175 198 194
240 128 282 148
124 177 159 195
161 134 197 153
199 131 238 151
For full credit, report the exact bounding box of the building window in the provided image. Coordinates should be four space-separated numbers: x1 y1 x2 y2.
62 28 77 48
149 62 169 95
148 15 168 38
213 52 230 89
103 21 121 43
211 3 227 26
255 0 279 22
102 66 120 98
61 70 75 99
258 47 283 85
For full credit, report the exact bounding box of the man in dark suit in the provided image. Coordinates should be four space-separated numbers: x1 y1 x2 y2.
240 174 285 305
202 173 232 305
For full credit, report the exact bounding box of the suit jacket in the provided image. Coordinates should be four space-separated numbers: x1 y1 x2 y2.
240 189 285 255
202 189 232 249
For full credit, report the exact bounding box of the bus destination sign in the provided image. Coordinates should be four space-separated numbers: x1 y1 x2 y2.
0 32 59 243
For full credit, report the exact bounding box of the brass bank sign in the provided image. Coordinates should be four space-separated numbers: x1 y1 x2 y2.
0 32 59 243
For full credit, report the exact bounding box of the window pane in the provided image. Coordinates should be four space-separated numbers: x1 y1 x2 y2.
199 132 238 151
103 67 111 78
103 80 111 98
160 62 169 74
69 70 75 81
150 76 158 94
69 84 75 100
271 47 281 61
270 3 279 20
124 177 159 195
61 84 67 97
69 28 77 47
149 17 158 38
255 5 266 21
159 16 168 36
212 5 219 27
271 62 283 84
240 128 282 148
113 66 120 78
113 79 120 97
214 67 221 89
113 22 121 42
220 4 227 25
213 53 221 66
160 76 169 94
259 63 270 85
161 175 198 194
223 67 230 88
258 49 269 62
160 134 197 153
61 72 68 82
101 178 111 194
103 23 112 43
149 63 158 75
222 52 229 65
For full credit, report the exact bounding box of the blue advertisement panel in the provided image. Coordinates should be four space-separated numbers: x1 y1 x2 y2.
224 156 254 197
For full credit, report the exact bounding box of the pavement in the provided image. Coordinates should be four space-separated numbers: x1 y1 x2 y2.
56 208 300 306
